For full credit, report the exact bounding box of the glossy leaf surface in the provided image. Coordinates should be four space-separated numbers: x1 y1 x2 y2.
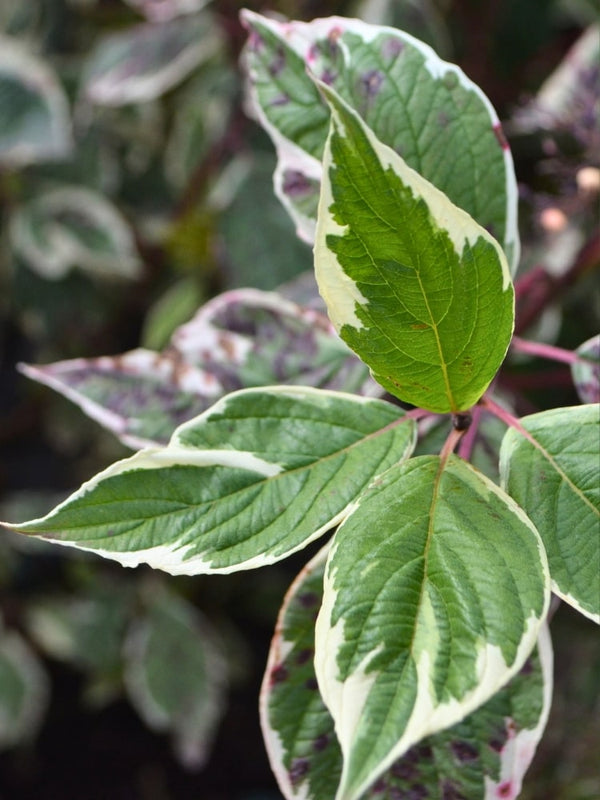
315 455 549 800
315 85 514 412
242 12 519 269
262 548 553 800
500 404 600 623
5 388 416 574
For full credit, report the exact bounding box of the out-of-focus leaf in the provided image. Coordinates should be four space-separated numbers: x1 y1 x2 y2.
83 14 223 106
123 586 227 768
27 584 132 676
10 186 141 280
0 35 72 166
124 0 210 23
165 63 236 190
219 152 312 290
571 334 600 403
0 619 49 749
354 0 451 56
141 278 205 351
19 289 379 448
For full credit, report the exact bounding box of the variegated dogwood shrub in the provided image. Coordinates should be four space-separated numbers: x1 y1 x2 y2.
3 12 599 800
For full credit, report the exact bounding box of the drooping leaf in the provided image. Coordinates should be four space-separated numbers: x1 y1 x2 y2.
20 289 379 448
0 619 49 749
83 14 222 106
124 586 226 768
10 186 141 280
0 34 72 165
500 404 600 623
315 454 549 800
314 84 514 413
262 545 553 800
3 388 416 574
241 12 520 270
571 334 600 404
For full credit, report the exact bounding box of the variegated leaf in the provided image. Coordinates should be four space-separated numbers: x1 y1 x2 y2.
315 455 549 800
3 388 416 574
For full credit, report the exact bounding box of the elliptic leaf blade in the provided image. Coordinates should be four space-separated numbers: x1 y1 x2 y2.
262 545 553 800
3 388 416 574
315 84 514 412
315 455 549 800
241 12 520 269
500 404 600 623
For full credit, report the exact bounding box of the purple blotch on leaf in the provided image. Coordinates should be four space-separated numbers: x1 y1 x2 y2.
269 45 286 77
289 757 310 786
391 758 418 780
320 68 337 85
270 93 289 107
382 37 404 60
304 677 319 691
442 779 468 800
296 647 313 665
298 591 320 608
361 69 384 98
283 170 315 197
451 740 479 762
270 664 288 685
313 733 330 752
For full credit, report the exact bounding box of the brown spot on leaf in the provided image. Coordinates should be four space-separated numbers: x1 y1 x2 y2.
296 647 313 665
304 677 319 691
270 664 288 685
298 591 319 608
313 733 329 752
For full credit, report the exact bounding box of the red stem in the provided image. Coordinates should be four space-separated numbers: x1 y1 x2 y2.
511 336 581 365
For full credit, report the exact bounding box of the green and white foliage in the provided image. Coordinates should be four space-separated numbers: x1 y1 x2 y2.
82 12 222 106
571 334 600 404
2 11 598 800
314 84 514 412
315 455 549 800
8 388 416 574
262 548 553 800
10 185 141 280
0 33 72 166
123 586 227 769
0 618 49 749
241 11 520 270
19 289 377 448
500 404 600 623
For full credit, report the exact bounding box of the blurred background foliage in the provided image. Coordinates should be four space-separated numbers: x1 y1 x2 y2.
0 1 598 798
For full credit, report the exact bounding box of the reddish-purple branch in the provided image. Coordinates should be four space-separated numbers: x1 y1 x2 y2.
511 336 580 365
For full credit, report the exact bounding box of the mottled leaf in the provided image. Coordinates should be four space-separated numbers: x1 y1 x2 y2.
10 186 141 280
124 587 226 768
500 404 600 623
20 289 378 448
241 12 520 269
83 14 222 106
315 455 549 800
0 34 72 165
314 84 514 412
0 620 49 749
571 334 600 404
4 388 416 574
262 546 553 800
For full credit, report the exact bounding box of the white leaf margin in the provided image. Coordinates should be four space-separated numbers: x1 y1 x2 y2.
240 11 520 272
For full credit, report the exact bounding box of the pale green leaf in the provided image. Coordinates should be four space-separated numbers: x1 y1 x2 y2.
10 186 141 280
500 404 600 623
262 544 553 800
124 587 226 768
0 619 49 749
314 84 514 413
315 455 549 800
3 388 416 574
241 12 520 269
